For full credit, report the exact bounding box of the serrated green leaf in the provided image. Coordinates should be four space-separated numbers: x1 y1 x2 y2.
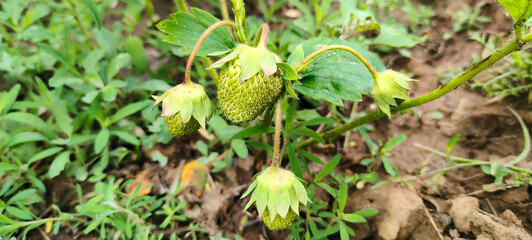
497 0 532 22
48 151 70 178
295 37 385 105
156 8 235 57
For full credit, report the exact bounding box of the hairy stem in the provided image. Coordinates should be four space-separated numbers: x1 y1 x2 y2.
257 23 270 48
272 100 282 168
294 39 519 150
184 20 238 85
296 45 379 80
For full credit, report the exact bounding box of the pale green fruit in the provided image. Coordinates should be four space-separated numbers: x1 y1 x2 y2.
217 58 283 125
241 167 311 230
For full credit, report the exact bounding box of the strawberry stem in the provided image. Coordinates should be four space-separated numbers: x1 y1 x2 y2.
295 45 379 80
271 99 282 168
184 20 238 85
256 23 270 48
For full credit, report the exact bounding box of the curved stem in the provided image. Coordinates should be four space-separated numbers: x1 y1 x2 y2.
295 45 379 80
256 23 270 48
184 20 238 85
293 39 519 151
272 100 282 168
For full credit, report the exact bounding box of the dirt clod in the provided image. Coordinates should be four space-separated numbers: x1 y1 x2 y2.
471 210 532 240
449 196 479 233
345 184 424 240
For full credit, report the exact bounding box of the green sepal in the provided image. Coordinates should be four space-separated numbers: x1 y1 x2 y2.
277 62 301 81
276 185 291 218
255 184 268 216
241 180 258 199
239 46 268 81
267 187 278 221
180 100 193 123
207 44 246 69
244 187 258 211
284 79 299 99
292 179 309 206
288 187 300 214
261 52 278 76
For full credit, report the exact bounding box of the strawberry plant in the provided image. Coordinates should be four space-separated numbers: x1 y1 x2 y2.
149 0 532 237
1 0 531 239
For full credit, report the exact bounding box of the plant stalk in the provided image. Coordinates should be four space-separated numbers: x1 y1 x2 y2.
184 20 238 85
257 23 270 48
176 0 188 12
272 100 282 168
296 45 379 80
294 39 519 150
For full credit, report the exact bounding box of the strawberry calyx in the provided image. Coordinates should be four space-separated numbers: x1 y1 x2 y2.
371 70 415 118
152 82 213 129
241 167 310 230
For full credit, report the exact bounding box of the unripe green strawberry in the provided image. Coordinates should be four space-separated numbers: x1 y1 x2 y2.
208 44 287 124
217 58 283 124
262 208 298 230
165 112 201 136
241 167 311 230
153 82 213 137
